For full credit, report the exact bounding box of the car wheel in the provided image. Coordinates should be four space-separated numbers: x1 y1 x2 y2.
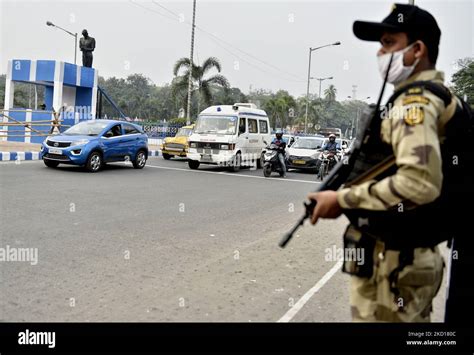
86 151 102 172
188 160 200 170
162 153 173 160
43 160 59 168
133 150 147 169
229 153 241 172
263 164 272 177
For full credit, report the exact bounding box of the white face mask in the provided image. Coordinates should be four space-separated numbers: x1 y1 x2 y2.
377 43 420 85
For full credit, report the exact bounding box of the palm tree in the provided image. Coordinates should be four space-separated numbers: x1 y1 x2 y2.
324 84 337 102
171 57 230 116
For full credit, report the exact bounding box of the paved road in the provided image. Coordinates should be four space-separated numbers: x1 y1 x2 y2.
0 157 448 322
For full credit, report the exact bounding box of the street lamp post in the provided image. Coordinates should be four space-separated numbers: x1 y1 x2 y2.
46 21 77 65
315 76 334 99
304 41 340 134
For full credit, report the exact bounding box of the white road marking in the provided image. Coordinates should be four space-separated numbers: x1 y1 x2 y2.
277 260 343 322
0 160 40 165
145 164 320 184
1 160 319 185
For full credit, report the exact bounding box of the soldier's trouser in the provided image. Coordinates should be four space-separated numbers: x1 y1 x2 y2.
350 240 444 322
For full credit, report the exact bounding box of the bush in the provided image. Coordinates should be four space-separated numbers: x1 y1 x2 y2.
167 117 189 125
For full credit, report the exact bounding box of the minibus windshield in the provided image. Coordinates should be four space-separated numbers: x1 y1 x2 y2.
194 115 238 135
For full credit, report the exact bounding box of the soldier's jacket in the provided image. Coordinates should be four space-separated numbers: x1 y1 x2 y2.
337 69 458 211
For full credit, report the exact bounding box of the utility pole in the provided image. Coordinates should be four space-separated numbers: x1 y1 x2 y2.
186 0 197 125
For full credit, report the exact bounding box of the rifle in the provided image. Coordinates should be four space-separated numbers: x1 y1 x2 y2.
279 53 396 249
279 106 382 248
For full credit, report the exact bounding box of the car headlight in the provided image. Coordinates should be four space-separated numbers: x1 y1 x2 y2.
190 142 197 148
73 139 89 146
220 144 229 150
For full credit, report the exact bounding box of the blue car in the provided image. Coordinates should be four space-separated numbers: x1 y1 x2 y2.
40 120 148 172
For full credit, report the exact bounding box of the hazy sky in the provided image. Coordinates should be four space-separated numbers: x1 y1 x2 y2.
1 0 473 101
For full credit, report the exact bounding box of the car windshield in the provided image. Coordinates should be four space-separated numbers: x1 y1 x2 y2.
194 115 237 135
292 138 324 150
64 121 110 136
176 128 193 137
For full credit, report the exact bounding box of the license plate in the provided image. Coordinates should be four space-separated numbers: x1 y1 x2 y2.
293 160 306 165
201 154 212 162
49 148 63 155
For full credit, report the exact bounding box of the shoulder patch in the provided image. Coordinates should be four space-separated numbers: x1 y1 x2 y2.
404 106 424 126
405 86 424 96
402 95 430 106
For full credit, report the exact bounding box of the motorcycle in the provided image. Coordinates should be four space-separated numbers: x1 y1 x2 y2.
316 150 340 181
263 144 286 177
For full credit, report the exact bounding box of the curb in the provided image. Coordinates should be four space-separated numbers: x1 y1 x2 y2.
1 150 160 161
0 152 40 161
148 150 160 157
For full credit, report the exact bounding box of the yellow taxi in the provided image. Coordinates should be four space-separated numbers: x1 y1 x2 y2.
160 124 195 160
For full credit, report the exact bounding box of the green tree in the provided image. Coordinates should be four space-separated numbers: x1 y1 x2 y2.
451 57 473 106
0 74 5 109
324 84 337 102
172 57 230 116
263 90 296 130
213 86 248 105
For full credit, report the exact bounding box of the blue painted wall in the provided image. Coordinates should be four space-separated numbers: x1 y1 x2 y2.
63 63 77 86
11 60 31 81
36 60 55 82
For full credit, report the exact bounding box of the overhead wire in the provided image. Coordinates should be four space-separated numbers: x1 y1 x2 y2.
129 0 305 83
151 1 305 82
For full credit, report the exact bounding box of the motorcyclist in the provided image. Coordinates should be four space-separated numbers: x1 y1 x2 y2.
321 134 341 170
322 134 340 152
271 130 287 177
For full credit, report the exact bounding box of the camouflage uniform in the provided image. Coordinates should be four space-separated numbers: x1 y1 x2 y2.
337 70 458 322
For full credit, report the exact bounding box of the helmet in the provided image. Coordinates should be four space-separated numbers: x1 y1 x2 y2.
275 130 283 139
329 133 336 138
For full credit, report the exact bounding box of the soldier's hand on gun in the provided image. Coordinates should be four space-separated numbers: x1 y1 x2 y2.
307 191 342 225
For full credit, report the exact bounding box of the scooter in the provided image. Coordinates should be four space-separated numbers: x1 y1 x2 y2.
263 144 286 177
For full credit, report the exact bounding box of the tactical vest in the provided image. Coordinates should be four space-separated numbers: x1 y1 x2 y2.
345 81 473 250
